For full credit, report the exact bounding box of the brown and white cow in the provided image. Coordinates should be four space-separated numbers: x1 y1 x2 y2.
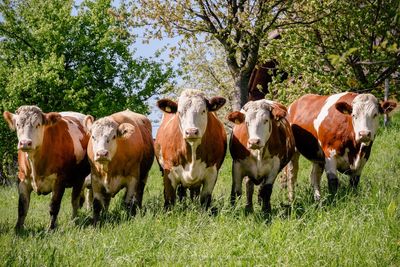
286 92 397 201
84 110 154 224
154 89 227 208
228 100 295 213
3 106 90 230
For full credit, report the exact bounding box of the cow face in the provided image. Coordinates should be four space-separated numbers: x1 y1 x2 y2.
228 100 287 150
3 106 61 152
335 94 397 145
157 89 225 143
84 116 134 163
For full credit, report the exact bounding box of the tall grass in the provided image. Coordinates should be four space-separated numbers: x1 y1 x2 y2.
0 113 399 266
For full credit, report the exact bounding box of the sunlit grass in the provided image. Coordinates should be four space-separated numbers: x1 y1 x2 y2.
0 113 399 266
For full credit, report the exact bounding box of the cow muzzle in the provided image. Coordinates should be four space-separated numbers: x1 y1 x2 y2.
95 150 110 162
358 130 372 144
18 139 33 151
184 127 200 141
248 138 262 150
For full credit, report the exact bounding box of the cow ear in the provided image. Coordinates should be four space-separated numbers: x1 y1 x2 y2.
157 99 177 113
117 123 135 138
207 97 226 111
271 106 287 121
335 102 352 115
379 100 397 114
83 115 94 132
227 111 245 124
3 111 16 130
44 112 61 125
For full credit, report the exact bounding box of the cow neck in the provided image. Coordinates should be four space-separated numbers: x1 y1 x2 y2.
185 140 200 165
351 141 372 170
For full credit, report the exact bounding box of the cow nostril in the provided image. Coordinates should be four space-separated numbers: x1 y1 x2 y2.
359 131 371 138
185 128 199 136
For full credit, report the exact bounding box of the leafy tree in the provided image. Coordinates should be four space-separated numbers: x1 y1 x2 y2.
0 0 174 183
262 0 400 103
131 0 324 109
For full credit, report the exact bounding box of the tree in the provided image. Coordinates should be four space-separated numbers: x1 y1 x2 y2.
132 0 312 110
261 0 400 103
0 0 174 183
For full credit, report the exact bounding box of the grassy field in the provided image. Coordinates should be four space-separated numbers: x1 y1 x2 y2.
0 113 399 266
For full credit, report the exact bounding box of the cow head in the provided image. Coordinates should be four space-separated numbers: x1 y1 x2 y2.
157 89 226 144
335 94 397 145
84 116 134 163
228 100 287 150
3 105 62 152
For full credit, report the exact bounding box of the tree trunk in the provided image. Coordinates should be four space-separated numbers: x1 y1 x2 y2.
231 72 252 110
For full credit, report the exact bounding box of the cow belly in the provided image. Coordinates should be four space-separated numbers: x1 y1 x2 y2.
32 173 57 195
237 154 281 183
169 160 217 188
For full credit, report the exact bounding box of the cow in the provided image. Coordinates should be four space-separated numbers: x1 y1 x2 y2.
228 99 295 214
286 92 397 201
154 89 227 209
3 106 90 230
83 110 154 224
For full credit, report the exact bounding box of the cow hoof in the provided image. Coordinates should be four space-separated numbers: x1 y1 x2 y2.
244 206 254 215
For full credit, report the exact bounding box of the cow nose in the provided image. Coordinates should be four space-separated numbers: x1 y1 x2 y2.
19 140 32 150
96 150 109 159
185 128 199 138
359 130 371 140
248 138 261 149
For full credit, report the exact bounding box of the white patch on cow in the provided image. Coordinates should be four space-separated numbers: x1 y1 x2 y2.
59 112 86 122
351 94 380 144
169 159 217 188
177 89 208 141
30 171 57 194
93 173 127 197
313 92 348 134
238 152 281 184
63 117 86 163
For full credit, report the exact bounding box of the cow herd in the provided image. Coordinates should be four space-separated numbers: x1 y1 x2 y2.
3 89 396 230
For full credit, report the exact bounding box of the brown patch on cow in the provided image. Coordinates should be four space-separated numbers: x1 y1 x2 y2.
155 111 227 170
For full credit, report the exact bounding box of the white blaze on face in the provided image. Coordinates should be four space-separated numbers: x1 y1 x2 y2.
351 94 380 145
90 118 118 162
242 100 273 149
12 106 45 151
177 90 208 141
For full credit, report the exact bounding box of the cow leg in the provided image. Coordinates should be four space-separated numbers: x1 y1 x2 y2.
310 163 324 201
16 180 33 230
177 184 186 202
91 178 106 225
244 177 254 213
230 161 243 206
287 151 300 202
190 187 200 200
71 178 85 219
49 182 66 230
200 170 218 209
259 183 273 214
350 175 360 188
325 157 339 195
125 177 146 217
163 172 176 209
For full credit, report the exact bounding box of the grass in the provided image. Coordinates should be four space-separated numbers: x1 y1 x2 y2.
0 113 399 266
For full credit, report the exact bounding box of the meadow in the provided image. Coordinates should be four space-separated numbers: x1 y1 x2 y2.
0 113 399 266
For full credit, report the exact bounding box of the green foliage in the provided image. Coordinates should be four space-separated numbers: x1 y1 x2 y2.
261 0 400 105
0 112 399 265
0 0 175 182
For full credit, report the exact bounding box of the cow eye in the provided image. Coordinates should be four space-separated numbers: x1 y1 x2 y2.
373 113 378 118
113 135 116 139
202 110 206 114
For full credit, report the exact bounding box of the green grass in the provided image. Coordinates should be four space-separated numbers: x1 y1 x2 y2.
1 113 400 266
